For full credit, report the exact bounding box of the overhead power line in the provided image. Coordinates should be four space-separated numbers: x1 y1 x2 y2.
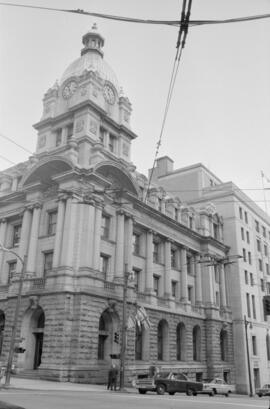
0 133 32 155
1 2 270 27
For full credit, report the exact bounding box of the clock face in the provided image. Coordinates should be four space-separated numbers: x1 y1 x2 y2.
103 85 116 105
62 81 77 99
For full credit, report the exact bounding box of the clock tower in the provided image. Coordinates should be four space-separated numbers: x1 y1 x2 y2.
33 24 137 168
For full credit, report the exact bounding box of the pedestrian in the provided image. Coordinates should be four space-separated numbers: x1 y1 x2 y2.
107 364 118 391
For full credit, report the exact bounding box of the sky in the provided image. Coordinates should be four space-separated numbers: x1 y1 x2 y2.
1 0 270 211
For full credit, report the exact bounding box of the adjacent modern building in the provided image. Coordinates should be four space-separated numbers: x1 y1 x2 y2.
0 26 235 385
152 159 270 393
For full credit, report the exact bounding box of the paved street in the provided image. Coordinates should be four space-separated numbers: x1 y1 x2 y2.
0 390 269 409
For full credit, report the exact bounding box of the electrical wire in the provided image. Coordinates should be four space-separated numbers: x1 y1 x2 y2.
1 2 270 28
0 133 32 155
0 154 16 165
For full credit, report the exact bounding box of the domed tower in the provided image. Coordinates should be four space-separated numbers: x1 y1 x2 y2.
33 24 137 167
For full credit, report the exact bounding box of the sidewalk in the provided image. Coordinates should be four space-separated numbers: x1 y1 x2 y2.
0 377 132 392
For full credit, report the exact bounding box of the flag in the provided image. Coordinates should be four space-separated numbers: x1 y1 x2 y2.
127 315 136 330
261 170 270 183
136 306 151 329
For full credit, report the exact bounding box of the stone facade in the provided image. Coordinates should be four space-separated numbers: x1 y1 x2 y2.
0 26 235 385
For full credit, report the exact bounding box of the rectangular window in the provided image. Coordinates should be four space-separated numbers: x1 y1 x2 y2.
257 239 261 252
101 214 110 239
55 128 62 146
252 295 256 319
47 211 57 235
158 198 162 212
244 211 248 224
259 259 263 272
255 220 259 233
248 251 252 265
174 208 179 221
250 273 254 286
153 241 159 263
132 233 140 255
187 256 192 275
246 231 250 244
265 245 268 256
241 227 245 240
99 128 106 144
214 265 220 283
132 268 140 292
261 279 265 292
153 275 159 296
12 224 22 247
267 282 270 294
263 226 266 238
244 270 248 285
243 248 246 262
67 123 74 140
246 293 251 318
189 216 193 229
108 134 116 152
252 336 257 355
171 281 177 297
188 286 193 302
100 254 109 276
213 223 219 239
266 263 269 276
8 261 17 283
215 291 220 306
43 251 53 274
239 207 243 219
171 249 177 268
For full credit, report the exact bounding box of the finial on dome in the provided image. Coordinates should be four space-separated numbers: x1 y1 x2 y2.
81 24 105 57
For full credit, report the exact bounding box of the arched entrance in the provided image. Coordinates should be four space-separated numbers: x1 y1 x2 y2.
97 308 119 362
20 307 45 370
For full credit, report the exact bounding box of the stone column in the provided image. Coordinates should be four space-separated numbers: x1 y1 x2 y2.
0 219 7 277
27 204 42 274
60 196 78 268
114 210 125 279
219 264 227 307
195 254 203 304
164 240 172 298
16 207 32 273
180 247 188 302
79 201 95 269
52 197 66 268
145 230 153 293
92 201 103 270
124 215 133 275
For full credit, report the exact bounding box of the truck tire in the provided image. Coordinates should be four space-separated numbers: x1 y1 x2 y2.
186 388 193 396
169 392 175 395
208 391 214 397
156 384 166 395
138 389 146 394
213 388 217 395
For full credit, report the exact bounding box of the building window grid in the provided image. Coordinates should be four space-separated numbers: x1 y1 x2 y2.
244 270 248 285
251 295 256 319
243 248 246 262
132 233 140 256
171 281 177 297
252 336 257 355
241 227 245 241
250 273 254 286
239 207 243 219
244 211 248 224
43 251 53 274
246 293 251 318
246 231 250 244
153 275 159 296
100 254 110 276
248 252 252 265
101 214 110 239
12 224 22 247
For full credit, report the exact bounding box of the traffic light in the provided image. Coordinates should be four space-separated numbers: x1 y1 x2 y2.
114 332 119 344
263 296 270 316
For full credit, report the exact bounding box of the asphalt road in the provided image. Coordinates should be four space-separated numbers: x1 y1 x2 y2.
0 390 269 409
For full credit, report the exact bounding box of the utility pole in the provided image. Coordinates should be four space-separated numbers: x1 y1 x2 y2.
119 263 129 391
244 315 253 397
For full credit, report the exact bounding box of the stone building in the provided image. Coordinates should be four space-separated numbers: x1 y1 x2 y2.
0 26 235 384
152 160 270 393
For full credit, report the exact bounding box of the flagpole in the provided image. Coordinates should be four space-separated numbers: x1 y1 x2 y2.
261 171 268 214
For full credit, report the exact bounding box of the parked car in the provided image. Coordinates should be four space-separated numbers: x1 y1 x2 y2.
135 371 204 396
203 378 235 396
256 384 270 397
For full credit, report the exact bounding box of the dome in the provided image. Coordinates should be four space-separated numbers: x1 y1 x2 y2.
60 25 119 92
60 52 119 91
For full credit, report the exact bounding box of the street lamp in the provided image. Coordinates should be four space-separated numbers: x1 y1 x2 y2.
244 315 253 397
0 243 26 387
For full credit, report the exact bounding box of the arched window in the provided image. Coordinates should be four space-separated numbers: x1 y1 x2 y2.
135 324 143 360
220 329 228 361
266 333 270 361
193 325 201 361
0 311 5 355
157 320 169 361
176 323 185 361
98 315 108 360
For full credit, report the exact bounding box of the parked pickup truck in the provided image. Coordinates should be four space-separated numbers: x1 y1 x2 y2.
203 378 236 396
134 371 204 396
